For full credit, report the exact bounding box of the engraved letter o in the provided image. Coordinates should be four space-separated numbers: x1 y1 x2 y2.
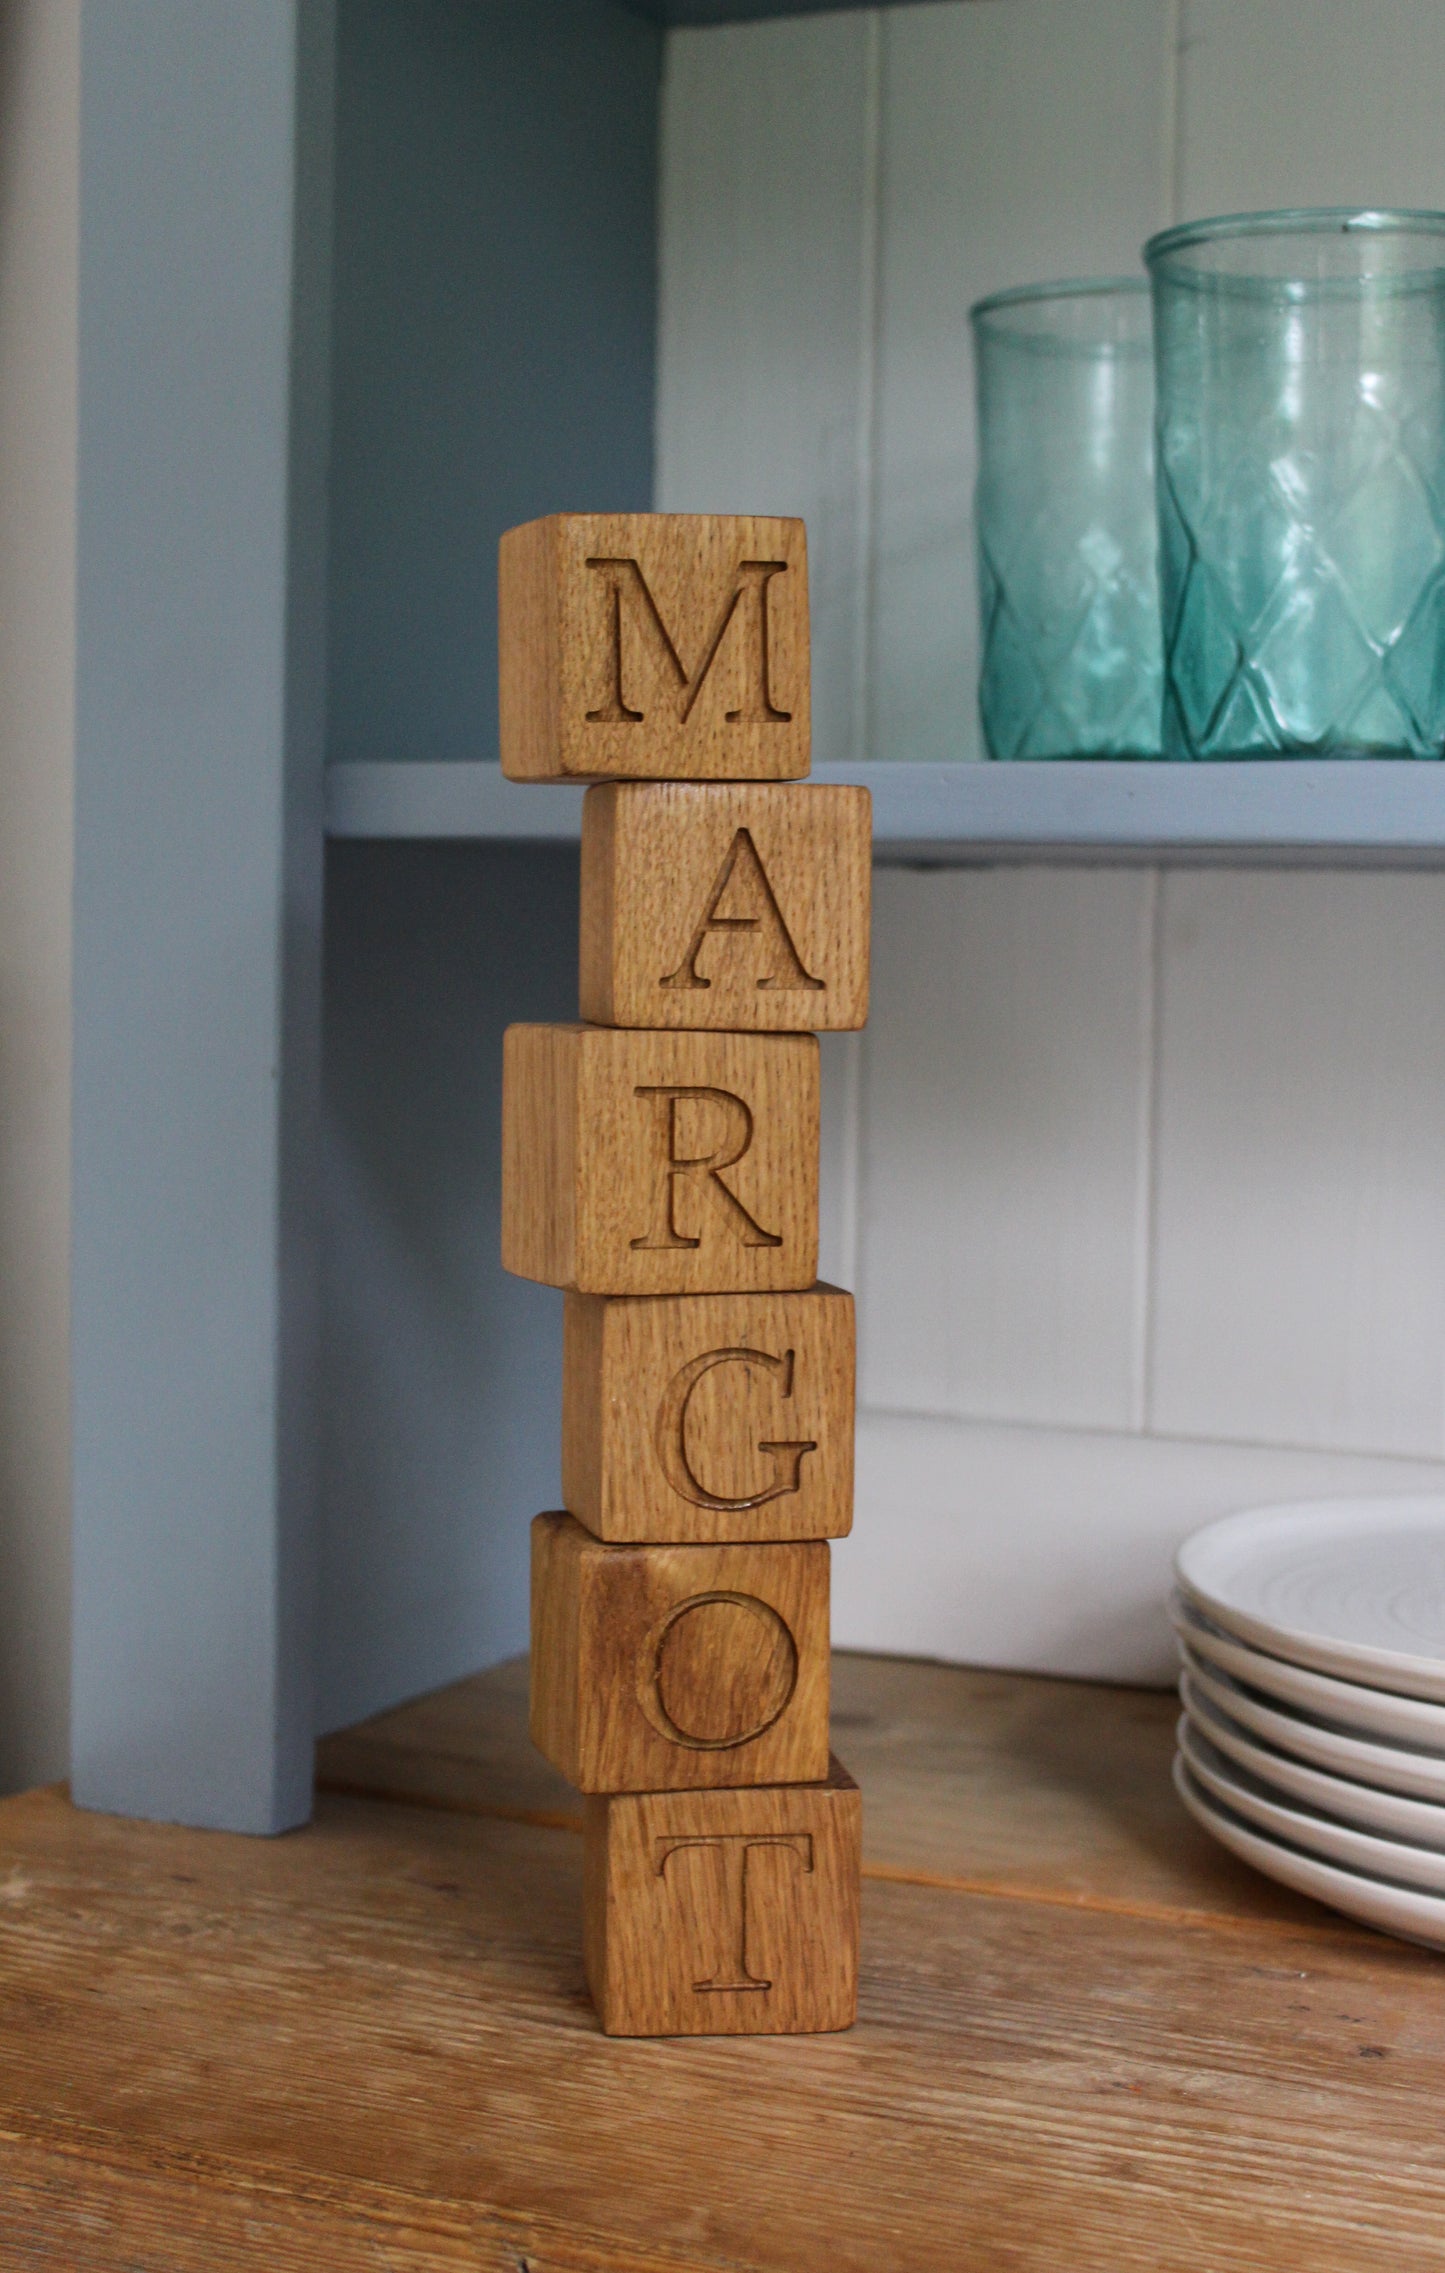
638 1591 798 1751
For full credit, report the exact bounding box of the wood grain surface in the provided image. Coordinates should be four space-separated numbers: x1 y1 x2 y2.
8 1654 1445 2269
530 1511 830 1792
561 1285 854 1543
498 513 811 782
578 782 870 1030
321 1652 1318 1927
584 1757 860 2036
502 1022 820 1294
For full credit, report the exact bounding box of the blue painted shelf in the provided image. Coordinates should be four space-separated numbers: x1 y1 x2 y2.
325 759 1445 865
623 0 927 21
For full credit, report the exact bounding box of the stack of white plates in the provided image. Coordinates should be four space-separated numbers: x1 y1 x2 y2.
1171 1497 1445 1948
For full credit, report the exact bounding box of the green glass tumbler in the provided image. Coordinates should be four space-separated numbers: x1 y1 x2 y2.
1147 209 1445 760
972 279 1160 761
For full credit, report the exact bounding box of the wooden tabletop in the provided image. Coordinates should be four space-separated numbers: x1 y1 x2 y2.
3 1653 1445 2270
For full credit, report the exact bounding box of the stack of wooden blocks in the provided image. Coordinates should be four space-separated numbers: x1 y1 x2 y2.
498 513 871 2037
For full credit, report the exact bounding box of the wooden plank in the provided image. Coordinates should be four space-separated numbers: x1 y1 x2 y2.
5 1731 1445 2269
317 1651 577 1825
1148 870 1445 1458
319 1650 1314 1930
70 0 334 1832
0 2127 720 2273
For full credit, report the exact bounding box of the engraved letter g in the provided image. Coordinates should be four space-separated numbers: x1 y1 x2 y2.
654 1346 816 1512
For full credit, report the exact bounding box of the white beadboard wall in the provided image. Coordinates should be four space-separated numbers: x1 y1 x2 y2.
658 0 1445 1684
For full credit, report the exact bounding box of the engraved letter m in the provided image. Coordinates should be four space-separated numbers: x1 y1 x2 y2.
584 556 792 727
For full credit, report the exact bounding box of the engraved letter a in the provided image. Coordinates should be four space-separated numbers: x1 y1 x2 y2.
661 829 824 998
584 558 792 727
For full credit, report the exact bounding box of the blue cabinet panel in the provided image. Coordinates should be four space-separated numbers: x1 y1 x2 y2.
328 0 660 768
317 842 578 1732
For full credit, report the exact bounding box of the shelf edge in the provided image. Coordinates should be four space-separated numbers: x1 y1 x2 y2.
326 762 585 841
324 759 1445 864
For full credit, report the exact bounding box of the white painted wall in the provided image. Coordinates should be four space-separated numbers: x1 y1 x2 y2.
658 0 1445 1683
0 0 78 1786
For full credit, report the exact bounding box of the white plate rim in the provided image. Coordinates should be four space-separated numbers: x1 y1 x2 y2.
1176 1497 1445 1703
1172 1597 1445 1747
1181 1676 1445 1849
1173 1754 1445 1950
1180 1658 1445 1804
1178 1717 1445 1893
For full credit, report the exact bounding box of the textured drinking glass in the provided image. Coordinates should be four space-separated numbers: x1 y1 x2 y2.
972 279 1161 761
1147 209 1445 759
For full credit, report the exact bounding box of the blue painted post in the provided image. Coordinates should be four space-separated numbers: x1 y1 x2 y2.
70 0 334 1831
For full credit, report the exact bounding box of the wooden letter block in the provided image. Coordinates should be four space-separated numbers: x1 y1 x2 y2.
530 1512 829 1791
561 1286 854 1544
579 782 871 1031
501 1023 818 1295
583 1759 860 2036
498 513 810 782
